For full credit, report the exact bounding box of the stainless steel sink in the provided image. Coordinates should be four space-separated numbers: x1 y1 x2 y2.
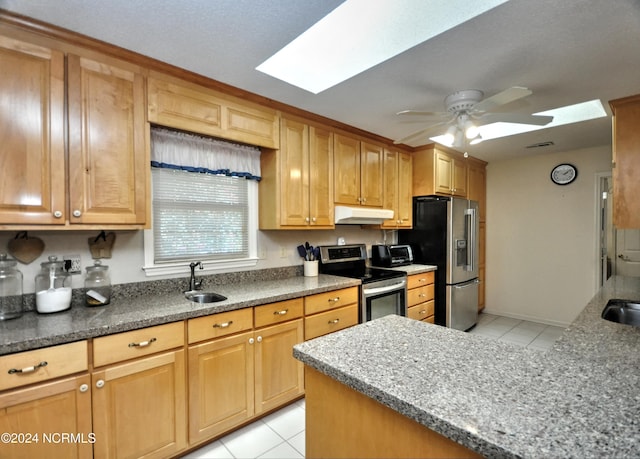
185 291 227 303
601 299 640 326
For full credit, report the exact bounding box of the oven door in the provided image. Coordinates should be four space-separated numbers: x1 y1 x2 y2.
361 277 407 322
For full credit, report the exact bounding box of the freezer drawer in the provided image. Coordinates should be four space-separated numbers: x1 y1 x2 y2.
446 279 479 331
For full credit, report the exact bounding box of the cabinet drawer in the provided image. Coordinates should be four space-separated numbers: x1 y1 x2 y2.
305 304 358 340
0 341 88 391
255 298 303 328
188 308 253 344
305 287 358 315
408 284 435 307
94 322 184 367
407 300 435 321
407 272 435 289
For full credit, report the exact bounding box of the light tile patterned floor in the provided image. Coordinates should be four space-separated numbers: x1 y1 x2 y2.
185 313 566 458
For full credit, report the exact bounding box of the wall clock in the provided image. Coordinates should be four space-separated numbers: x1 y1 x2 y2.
550 163 577 185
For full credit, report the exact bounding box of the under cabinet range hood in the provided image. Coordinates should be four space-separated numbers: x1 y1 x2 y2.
334 206 394 225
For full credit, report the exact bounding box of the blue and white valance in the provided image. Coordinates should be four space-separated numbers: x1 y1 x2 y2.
150 127 261 181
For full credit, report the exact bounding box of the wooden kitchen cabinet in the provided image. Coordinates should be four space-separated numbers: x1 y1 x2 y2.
407 272 436 323
188 300 303 445
467 157 487 310
609 94 640 228
382 149 413 228
412 145 467 197
92 324 187 459
260 116 334 229
0 34 65 225
304 287 359 339
0 341 91 459
334 133 384 207
148 74 279 149
67 53 148 226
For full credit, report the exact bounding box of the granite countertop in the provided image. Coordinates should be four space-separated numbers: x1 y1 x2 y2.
0 274 360 356
294 275 640 458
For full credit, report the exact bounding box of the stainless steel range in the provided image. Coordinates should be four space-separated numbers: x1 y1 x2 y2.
318 244 407 323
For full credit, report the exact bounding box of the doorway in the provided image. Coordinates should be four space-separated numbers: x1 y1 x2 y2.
597 173 640 287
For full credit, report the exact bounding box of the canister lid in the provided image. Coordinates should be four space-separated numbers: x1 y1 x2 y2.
0 253 18 268
40 255 64 268
86 260 109 272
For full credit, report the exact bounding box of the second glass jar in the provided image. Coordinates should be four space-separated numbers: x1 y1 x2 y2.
85 260 111 306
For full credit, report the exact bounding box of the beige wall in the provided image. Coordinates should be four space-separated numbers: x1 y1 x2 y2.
485 145 611 326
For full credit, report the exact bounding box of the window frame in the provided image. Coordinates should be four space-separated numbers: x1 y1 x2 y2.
142 174 259 277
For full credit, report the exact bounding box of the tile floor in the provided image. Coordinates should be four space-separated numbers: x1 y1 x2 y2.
184 313 566 459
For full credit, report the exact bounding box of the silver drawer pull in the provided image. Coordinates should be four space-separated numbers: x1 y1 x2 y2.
8 361 48 374
418 293 426 298
328 318 340 324
273 309 289 316
128 337 157 348
419 310 427 315
419 278 427 283
328 297 340 303
213 321 233 329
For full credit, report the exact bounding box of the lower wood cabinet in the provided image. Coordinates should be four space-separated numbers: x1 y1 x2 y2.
304 287 359 340
0 373 93 459
407 272 436 323
92 326 187 459
187 300 304 445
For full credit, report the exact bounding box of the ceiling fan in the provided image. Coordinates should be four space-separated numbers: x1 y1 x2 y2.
393 87 553 147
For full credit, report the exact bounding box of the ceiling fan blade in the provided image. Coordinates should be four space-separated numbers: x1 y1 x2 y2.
473 86 533 113
476 113 553 126
396 110 449 118
393 121 448 145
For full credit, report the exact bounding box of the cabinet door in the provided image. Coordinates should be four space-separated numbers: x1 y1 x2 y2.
434 151 454 195
92 350 187 459
381 149 399 228
452 158 468 197
308 125 334 227
254 319 304 414
68 54 147 225
333 134 361 205
279 117 310 226
467 162 486 221
0 35 65 225
188 331 254 443
360 142 384 207
397 152 413 227
0 374 92 459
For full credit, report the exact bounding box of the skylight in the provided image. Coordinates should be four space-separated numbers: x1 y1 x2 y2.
256 0 510 94
431 99 608 146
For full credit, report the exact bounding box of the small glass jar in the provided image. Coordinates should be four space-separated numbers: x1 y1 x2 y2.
35 256 72 314
0 253 24 320
85 260 111 307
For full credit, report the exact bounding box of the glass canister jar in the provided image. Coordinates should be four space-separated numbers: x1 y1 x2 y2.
84 260 111 306
0 253 24 320
35 256 72 314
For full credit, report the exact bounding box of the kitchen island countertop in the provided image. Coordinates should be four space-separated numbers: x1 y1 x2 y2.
294 275 640 458
0 274 360 356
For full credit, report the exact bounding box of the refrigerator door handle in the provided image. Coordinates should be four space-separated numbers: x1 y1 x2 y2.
453 279 480 289
465 208 476 271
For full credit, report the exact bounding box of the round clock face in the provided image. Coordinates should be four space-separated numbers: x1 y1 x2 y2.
551 163 577 185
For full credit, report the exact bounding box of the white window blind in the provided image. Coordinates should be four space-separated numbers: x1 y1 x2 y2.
152 168 249 262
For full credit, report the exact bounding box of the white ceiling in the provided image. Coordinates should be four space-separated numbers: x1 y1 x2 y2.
3 0 639 162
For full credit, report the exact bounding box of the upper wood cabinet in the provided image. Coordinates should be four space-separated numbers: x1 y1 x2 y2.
467 157 487 222
334 134 384 207
382 149 412 229
260 116 334 229
412 145 467 197
148 75 279 149
609 94 640 228
67 53 148 226
0 35 65 225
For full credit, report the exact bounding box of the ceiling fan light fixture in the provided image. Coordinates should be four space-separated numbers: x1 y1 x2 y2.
464 120 479 139
453 129 465 147
469 134 483 145
443 125 458 146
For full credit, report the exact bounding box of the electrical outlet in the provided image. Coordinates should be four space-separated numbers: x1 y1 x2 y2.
63 254 81 274
280 246 288 258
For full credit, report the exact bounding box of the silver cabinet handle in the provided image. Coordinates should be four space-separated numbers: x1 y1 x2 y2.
328 318 340 324
273 309 289 316
128 337 157 347
8 361 48 374
328 297 340 303
212 321 233 328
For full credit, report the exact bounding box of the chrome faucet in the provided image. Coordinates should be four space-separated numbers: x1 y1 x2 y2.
187 261 204 292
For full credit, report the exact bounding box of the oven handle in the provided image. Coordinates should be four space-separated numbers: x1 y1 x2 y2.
363 280 406 296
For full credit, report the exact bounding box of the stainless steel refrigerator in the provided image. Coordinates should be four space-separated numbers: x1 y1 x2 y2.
398 195 479 331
